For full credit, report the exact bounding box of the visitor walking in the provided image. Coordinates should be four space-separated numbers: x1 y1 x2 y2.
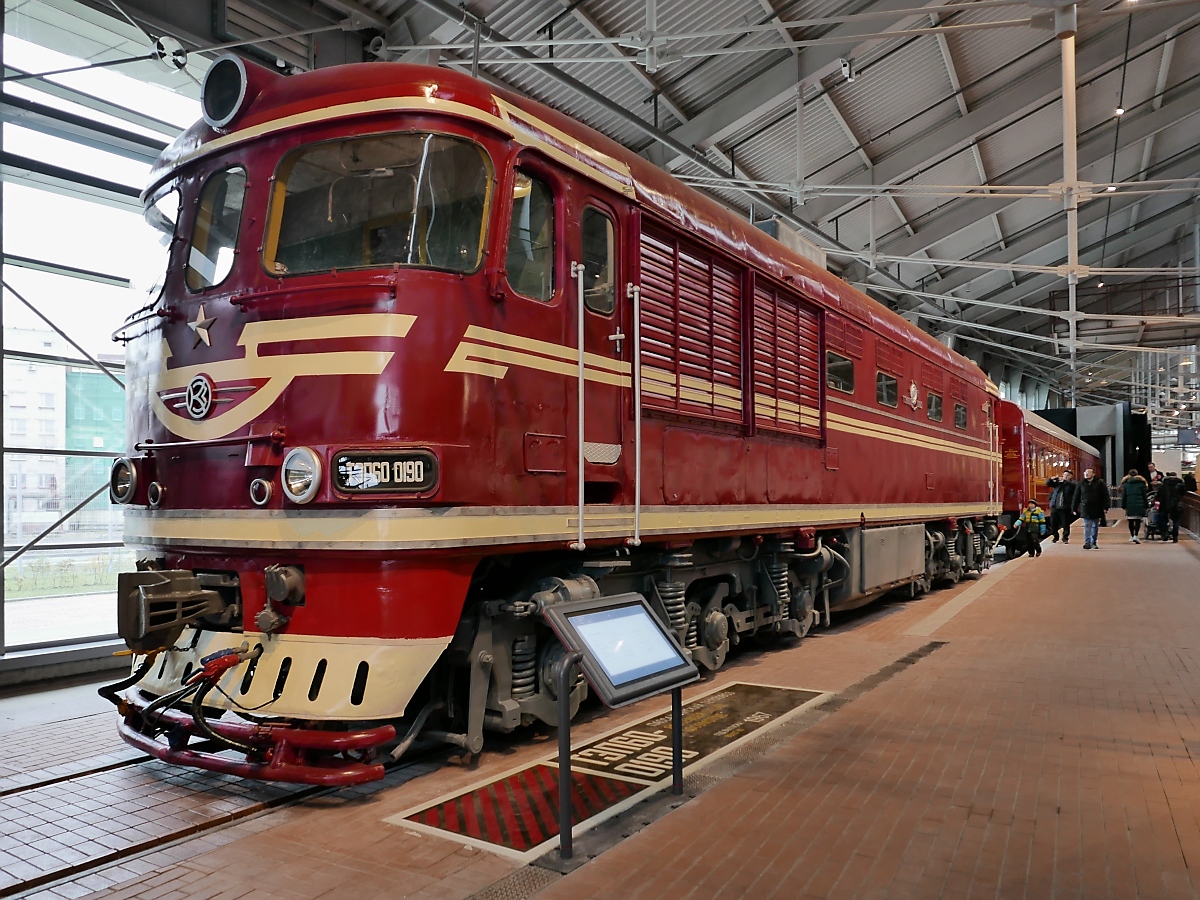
1046 470 1076 543
1157 471 1184 543
1119 469 1149 543
1073 468 1110 550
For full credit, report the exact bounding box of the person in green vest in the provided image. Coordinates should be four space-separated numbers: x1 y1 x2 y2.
1019 499 1046 558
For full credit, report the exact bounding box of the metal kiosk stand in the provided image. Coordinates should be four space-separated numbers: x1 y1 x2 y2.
541 592 700 859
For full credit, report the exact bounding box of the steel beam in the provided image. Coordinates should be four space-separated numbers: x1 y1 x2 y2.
655 0 945 167
800 12 1198 227
872 81 1200 264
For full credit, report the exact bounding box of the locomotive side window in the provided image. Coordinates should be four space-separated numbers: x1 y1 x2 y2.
582 207 615 315
266 133 492 276
875 371 898 407
954 403 968 430
927 393 943 422
826 351 854 393
186 167 246 291
141 186 180 300
506 171 555 301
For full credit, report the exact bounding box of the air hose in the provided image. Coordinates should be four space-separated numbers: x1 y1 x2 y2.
97 652 159 714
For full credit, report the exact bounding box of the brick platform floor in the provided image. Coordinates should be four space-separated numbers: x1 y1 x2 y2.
8 522 1199 899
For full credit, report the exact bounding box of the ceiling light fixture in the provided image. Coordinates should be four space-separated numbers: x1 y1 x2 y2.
1105 185 1117 192
1115 107 1125 116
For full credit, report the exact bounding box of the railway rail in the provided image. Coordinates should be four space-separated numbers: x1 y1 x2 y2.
0 745 444 899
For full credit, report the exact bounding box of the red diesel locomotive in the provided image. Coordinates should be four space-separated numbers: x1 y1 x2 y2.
106 55 1008 785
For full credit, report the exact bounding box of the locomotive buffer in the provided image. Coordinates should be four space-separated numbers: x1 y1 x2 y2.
542 593 699 858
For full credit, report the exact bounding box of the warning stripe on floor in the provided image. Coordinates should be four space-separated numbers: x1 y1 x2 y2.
386 683 828 860
405 764 640 853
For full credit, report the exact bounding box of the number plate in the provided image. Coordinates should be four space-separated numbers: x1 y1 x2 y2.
333 450 438 494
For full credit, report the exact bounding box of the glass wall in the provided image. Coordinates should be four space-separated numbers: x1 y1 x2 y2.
2 1 198 654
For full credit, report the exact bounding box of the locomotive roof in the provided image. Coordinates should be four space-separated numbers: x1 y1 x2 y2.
153 61 988 392
1023 408 1101 459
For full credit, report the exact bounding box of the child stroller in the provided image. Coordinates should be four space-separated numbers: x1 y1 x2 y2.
1144 490 1165 540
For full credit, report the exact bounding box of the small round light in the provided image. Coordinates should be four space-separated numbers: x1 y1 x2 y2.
110 457 137 504
249 478 273 507
1115 107 1125 116
147 481 165 509
281 447 322 504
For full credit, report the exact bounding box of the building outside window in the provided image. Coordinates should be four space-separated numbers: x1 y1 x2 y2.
2 4 201 654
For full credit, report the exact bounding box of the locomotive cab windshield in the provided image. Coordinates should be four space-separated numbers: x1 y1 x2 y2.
264 132 493 277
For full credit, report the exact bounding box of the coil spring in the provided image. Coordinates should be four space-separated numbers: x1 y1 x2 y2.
511 636 537 700
972 532 984 562
658 580 687 633
767 556 792 613
685 615 699 649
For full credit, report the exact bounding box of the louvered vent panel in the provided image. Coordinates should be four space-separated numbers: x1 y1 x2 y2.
638 226 742 422
753 283 821 439
950 378 969 401
922 362 943 389
843 322 864 358
826 315 845 355
876 340 904 376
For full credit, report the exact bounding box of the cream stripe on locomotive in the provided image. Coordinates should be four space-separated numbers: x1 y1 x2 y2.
149 313 417 442
826 412 996 463
151 95 636 201
445 327 995 463
125 501 1000 551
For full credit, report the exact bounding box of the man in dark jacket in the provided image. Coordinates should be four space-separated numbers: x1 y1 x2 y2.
1046 470 1077 543
1157 472 1184 543
1073 468 1110 550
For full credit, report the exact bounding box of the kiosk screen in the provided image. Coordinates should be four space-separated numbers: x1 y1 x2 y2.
572 604 683 686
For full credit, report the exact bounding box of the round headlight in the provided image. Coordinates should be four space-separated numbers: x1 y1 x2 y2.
281 447 322 504
201 54 248 129
110 457 137 504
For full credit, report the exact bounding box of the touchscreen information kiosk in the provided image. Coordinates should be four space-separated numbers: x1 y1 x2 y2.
542 593 700 859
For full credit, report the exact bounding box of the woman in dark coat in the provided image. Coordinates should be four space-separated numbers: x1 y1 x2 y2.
1119 469 1149 543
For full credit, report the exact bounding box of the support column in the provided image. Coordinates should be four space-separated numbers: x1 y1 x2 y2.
1059 7 1080 409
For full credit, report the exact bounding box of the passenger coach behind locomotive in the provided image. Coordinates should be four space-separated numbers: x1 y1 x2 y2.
995 399 1101 551
104 55 1002 785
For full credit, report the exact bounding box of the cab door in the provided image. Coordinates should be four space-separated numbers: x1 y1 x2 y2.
570 193 627 497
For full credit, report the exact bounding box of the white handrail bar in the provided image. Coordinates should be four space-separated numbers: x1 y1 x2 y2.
627 282 642 547
570 261 586 551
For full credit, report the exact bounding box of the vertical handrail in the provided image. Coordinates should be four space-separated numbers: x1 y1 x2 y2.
570 262 586 551
627 282 642 547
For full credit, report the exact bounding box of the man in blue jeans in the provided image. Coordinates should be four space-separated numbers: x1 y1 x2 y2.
1073 467 1110 550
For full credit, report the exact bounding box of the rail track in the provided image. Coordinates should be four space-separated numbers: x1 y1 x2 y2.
0 741 444 899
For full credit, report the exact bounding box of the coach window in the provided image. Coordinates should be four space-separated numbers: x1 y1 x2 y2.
826 351 854 393
186 166 246 291
876 372 898 407
507 171 555 301
954 403 968 430
581 207 615 314
927 393 943 422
